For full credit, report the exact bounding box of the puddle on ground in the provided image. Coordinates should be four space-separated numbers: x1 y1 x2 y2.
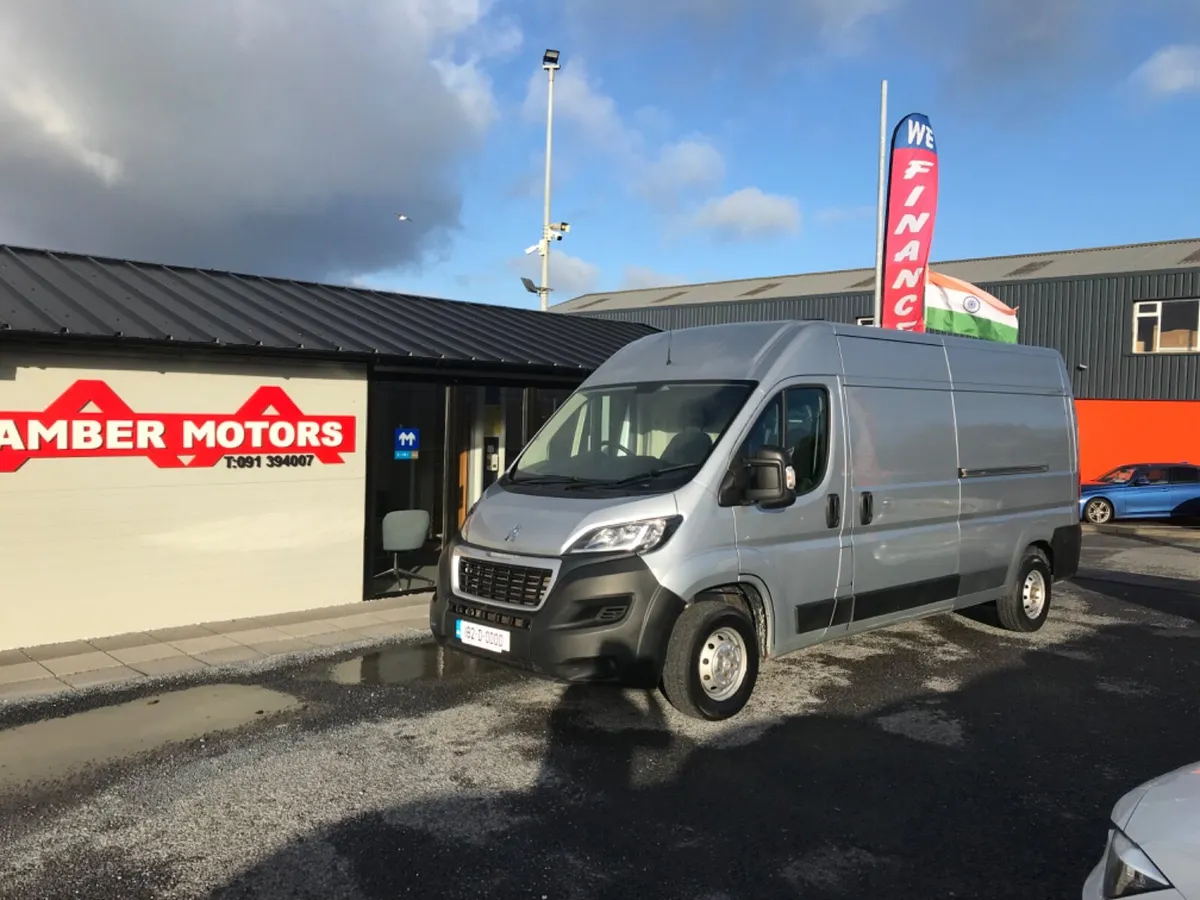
321 641 503 686
0 684 298 794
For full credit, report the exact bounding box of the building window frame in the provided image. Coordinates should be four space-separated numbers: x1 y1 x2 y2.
1132 298 1200 354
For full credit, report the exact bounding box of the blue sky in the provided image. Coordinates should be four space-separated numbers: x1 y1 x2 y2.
0 1 1196 304
350 0 1200 310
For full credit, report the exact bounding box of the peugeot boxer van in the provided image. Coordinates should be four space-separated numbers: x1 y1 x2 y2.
430 321 1082 720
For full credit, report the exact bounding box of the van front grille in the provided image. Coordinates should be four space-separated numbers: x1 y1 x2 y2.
458 557 552 608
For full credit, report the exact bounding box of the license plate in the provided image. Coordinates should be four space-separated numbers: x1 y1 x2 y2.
455 619 510 653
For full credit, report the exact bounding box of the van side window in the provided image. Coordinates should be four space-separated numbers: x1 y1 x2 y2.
740 386 830 496
785 387 829 492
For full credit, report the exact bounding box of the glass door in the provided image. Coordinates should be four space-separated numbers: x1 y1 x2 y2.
449 385 529 534
364 380 446 598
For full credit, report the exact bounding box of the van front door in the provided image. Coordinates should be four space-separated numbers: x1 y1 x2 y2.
732 379 851 655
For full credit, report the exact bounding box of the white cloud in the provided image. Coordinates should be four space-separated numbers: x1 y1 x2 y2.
621 265 684 290
635 138 725 203
521 58 724 205
522 57 638 157
433 57 498 131
0 0 515 279
1131 45 1200 95
510 248 600 296
687 188 801 240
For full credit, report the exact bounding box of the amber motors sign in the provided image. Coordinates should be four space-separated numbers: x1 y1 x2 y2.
0 380 357 472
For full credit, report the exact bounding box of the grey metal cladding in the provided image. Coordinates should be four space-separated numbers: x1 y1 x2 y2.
555 237 1200 313
579 271 1200 401
0 245 657 371
987 269 1200 402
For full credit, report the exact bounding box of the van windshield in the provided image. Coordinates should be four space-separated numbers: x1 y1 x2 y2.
508 380 755 490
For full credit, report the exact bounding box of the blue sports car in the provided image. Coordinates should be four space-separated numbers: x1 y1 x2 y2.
1079 462 1200 524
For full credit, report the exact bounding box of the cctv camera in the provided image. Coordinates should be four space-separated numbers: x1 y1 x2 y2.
553 234 562 241
559 222 570 233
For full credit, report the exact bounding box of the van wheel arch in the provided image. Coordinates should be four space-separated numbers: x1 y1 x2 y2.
693 584 771 660
1030 539 1054 577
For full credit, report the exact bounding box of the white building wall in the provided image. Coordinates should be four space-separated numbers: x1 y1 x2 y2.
0 346 369 650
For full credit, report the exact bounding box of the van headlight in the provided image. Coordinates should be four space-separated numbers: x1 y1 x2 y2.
566 516 682 555
460 501 479 538
1102 826 1172 897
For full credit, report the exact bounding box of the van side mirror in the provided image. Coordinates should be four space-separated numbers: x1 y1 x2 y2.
743 446 797 509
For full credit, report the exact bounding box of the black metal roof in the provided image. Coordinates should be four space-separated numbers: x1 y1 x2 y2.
0 245 656 373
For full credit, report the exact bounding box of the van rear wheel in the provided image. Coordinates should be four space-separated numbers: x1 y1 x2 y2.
660 600 759 721
996 547 1052 633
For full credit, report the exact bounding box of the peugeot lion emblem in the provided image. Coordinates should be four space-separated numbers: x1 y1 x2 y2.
504 523 521 542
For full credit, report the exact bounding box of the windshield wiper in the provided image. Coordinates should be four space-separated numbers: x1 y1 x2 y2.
594 463 702 488
509 473 604 485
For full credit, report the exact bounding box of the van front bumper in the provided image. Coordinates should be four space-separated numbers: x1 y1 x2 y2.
429 534 685 688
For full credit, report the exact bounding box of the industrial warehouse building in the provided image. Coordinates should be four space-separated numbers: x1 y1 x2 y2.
554 238 1200 481
0 245 653 651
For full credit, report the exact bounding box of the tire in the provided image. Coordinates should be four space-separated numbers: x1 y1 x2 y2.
996 547 1052 633
660 599 759 721
1084 497 1114 525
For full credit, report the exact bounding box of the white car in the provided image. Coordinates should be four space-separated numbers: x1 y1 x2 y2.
1084 759 1200 898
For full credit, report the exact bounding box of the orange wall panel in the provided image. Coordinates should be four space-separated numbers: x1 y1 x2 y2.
1076 400 1200 480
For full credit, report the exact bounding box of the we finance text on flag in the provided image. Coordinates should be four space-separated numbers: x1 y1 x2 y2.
924 270 1018 343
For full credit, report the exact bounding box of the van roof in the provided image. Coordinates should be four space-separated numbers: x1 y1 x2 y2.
584 320 1066 390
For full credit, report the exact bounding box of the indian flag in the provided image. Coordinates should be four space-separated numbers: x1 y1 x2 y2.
924 270 1018 343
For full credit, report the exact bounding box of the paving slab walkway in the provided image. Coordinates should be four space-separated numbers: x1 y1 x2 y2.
0 592 432 706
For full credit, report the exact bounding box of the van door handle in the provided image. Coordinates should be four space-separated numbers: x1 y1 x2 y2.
826 493 840 528
861 491 874 525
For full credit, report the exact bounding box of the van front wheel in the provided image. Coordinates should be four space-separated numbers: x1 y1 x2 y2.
660 600 759 721
996 548 1053 633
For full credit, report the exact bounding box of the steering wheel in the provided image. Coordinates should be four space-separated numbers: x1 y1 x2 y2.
598 438 635 456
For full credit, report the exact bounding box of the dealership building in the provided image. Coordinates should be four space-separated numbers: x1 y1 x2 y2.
554 238 1200 482
0 245 653 651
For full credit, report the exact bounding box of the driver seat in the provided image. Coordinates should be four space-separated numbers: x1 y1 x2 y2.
661 429 712 467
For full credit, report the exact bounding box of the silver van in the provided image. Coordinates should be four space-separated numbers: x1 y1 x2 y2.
429 321 1083 720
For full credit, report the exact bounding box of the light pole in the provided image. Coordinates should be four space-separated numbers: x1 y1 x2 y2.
537 48 560 311
872 79 888 327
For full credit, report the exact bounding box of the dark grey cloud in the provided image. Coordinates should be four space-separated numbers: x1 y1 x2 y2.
0 0 509 280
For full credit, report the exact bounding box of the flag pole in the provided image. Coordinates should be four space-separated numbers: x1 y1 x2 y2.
872 79 888 327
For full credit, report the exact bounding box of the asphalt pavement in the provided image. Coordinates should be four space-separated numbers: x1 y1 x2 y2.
1 531 1198 900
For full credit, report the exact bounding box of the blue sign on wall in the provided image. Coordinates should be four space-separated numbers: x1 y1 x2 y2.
394 427 420 460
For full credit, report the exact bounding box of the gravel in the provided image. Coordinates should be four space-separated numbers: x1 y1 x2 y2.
1 535 1198 899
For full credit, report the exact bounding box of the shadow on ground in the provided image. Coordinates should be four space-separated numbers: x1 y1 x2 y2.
1074 573 1200 621
198 603 1200 900
1094 521 1200 554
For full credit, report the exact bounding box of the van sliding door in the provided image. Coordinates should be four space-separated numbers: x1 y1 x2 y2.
838 335 960 629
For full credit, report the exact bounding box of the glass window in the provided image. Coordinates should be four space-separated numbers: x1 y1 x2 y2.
1097 466 1138 484
740 386 830 496
510 381 755 491
1143 466 1169 484
1170 466 1199 484
1132 299 1200 353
